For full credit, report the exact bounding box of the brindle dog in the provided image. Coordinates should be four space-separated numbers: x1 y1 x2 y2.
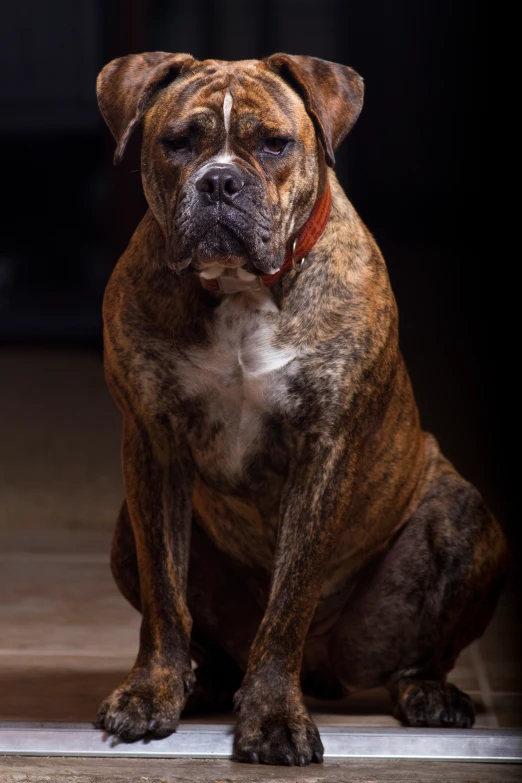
95 53 508 766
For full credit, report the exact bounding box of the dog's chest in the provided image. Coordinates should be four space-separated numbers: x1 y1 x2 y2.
175 290 298 486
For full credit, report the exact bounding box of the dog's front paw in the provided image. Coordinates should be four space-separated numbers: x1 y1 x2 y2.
97 665 195 741
233 681 324 765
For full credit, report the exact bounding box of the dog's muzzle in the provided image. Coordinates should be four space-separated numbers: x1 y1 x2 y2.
193 163 260 262
170 160 276 275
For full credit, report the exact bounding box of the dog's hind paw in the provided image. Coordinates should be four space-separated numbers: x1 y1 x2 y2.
392 679 475 728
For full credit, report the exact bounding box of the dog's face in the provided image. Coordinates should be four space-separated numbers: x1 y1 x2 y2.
97 54 364 276
142 61 321 276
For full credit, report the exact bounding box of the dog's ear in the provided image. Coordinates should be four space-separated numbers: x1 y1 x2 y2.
264 54 363 167
97 52 197 165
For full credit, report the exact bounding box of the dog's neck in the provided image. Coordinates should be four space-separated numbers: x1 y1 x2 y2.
198 184 332 295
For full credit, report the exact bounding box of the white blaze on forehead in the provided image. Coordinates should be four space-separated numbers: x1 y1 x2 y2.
223 90 233 136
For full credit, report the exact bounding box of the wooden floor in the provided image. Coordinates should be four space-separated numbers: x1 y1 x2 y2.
0 348 521 781
1 755 522 783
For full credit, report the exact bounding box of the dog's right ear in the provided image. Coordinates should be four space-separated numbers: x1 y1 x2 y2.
97 52 196 165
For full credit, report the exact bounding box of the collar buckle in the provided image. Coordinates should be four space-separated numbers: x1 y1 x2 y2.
291 238 307 272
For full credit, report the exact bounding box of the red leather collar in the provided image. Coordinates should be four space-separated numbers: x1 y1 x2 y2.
262 183 331 288
200 183 331 293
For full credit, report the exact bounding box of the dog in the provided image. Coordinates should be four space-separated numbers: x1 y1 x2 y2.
95 53 508 766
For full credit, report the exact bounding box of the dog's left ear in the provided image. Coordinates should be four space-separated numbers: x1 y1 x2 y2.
264 54 364 167
97 52 197 165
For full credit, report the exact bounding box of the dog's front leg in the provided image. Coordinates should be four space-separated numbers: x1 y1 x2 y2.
98 416 195 740
234 435 356 766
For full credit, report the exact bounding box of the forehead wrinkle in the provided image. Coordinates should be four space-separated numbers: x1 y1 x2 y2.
229 79 304 140
159 79 229 134
160 65 305 127
168 72 215 104
236 69 306 110
234 112 295 139
162 107 218 135
164 70 229 113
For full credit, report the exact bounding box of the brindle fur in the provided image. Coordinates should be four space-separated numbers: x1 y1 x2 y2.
96 53 508 766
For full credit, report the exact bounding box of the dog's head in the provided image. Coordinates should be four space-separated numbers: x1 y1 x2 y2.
97 53 363 276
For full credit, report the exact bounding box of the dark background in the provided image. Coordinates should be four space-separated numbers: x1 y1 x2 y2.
0 1 510 546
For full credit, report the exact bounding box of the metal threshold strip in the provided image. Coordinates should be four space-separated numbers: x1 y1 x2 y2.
0 722 521 762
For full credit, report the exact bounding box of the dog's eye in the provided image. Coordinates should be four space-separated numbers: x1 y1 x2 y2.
164 137 191 154
262 138 287 155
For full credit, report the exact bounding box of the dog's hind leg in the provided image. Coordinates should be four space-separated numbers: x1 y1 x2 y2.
329 440 509 727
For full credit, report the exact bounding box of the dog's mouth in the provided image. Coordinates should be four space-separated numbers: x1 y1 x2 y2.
196 222 247 268
171 197 280 276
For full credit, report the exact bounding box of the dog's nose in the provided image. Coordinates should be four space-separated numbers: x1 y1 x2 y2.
196 165 245 204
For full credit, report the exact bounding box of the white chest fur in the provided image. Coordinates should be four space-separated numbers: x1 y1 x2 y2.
175 288 297 477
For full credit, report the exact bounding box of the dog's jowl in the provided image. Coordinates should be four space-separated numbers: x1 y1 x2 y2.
95 53 508 765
